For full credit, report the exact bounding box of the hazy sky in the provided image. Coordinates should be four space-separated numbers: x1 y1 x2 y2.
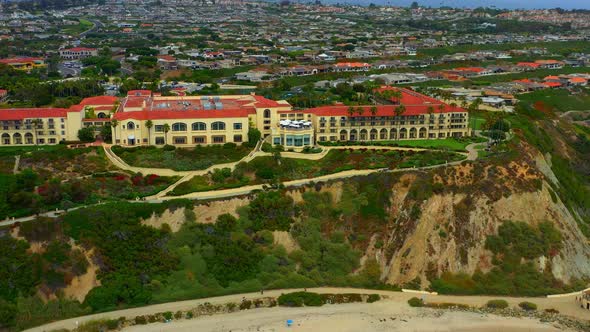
330 0 590 9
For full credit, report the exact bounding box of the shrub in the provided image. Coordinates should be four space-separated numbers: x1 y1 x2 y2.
163 144 176 151
518 301 537 311
408 297 424 307
239 300 252 310
174 311 183 319
485 299 509 309
105 319 119 330
163 311 173 320
134 316 147 325
544 308 559 314
367 294 381 303
278 292 323 307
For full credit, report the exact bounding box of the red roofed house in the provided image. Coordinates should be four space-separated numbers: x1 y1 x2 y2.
157 55 178 70
0 89 7 102
333 62 371 72
569 77 588 86
0 57 46 71
516 62 541 71
59 47 98 60
534 59 564 69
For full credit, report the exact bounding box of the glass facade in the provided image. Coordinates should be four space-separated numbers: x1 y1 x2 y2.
275 134 312 147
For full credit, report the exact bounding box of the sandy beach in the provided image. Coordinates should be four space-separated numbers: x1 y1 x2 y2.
25 287 590 332
121 300 569 332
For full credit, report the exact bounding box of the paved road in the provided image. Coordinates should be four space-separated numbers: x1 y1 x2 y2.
24 287 589 332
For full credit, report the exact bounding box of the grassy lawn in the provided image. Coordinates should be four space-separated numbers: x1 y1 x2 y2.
320 137 485 152
170 149 464 196
61 18 93 35
112 144 252 171
518 87 590 113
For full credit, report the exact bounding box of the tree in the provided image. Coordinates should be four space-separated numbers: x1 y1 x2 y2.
247 127 261 148
78 127 95 142
347 106 355 129
394 105 406 141
410 1 419 9
468 98 482 136
437 104 445 138
162 123 170 145
145 120 153 145
0 299 16 329
111 119 118 144
31 119 43 146
369 106 378 136
427 106 435 139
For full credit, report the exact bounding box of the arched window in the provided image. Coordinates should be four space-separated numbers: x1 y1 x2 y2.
172 122 187 131
263 109 271 118
97 112 107 118
127 122 135 130
192 122 206 131
211 121 225 131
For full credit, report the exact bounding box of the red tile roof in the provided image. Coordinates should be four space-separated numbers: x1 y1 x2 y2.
308 87 464 117
334 62 371 68
251 95 284 108
79 96 119 106
0 108 69 120
127 90 152 97
517 62 541 68
306 104 463 117
113 109 252 121
543 82 562 88
569 77 587 83
63 47 97 52
0 57 44 64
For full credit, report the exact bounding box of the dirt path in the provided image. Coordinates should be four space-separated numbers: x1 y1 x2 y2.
24 287 589 332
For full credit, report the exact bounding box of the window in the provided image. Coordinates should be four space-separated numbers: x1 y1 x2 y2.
155 125 164 132
155 137 165 145
172 123 187 131
273 137 281 145
233 134 242 142
212 135 225 143
192 122 206 131
127 122 135 130
173 136 187 144
49 138 56 144
233 123 242 130
211 122 225 131
193 136 206 144
263 109 271 118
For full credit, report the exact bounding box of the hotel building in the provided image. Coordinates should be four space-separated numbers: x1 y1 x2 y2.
0 87 469 150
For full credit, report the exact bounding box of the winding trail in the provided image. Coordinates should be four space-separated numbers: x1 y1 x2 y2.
0 139 484 227
24 287 589 332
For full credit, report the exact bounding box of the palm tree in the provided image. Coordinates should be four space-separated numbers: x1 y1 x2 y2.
356 106 364 117
394 104 406 141
31 118 42 145
163 123 170 145
468 98 482 136
437 104 445 139
391 89 402 105
347 106 355 128
111 119 119 144
427 106 435 139
370 105 378 137
145 120 153 145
